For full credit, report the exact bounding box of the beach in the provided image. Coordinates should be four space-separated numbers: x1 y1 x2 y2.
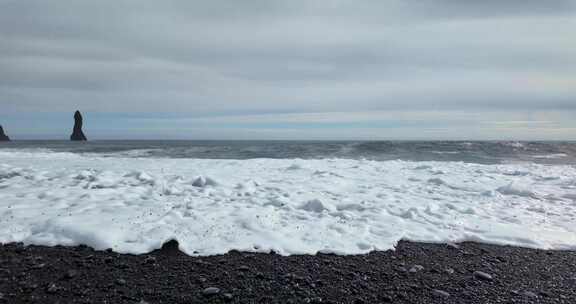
1 141 575 303
3 0 576 301
1 240 575 303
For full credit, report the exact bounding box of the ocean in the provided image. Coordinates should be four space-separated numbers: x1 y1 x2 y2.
1 140 576 164
1 140 575 255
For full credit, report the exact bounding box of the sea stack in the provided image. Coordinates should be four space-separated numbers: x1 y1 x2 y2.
70 110 87 141
0 125 10 141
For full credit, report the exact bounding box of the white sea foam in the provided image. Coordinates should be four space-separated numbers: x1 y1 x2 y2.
1 150 576 255
532 153 568 159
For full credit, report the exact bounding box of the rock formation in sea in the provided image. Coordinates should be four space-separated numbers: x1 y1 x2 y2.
70 111 87 141
0 125 10 141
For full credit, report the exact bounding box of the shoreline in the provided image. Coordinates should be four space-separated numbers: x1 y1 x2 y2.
1 241 575 303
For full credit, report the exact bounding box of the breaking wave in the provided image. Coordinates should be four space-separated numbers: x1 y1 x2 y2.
1 149 575 255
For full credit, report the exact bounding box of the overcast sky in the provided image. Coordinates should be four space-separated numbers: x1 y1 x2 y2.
1 0 575 140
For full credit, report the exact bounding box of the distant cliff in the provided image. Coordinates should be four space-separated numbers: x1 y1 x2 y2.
0 125 10 141
70 111 87 141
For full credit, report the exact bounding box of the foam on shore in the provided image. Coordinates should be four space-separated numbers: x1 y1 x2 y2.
1 150 575 255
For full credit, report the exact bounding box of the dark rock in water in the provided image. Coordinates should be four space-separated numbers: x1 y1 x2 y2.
0 125 10 141
159 239 181 255
70 111 87 141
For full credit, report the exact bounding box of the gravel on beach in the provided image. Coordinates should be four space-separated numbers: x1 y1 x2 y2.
1 240 575 303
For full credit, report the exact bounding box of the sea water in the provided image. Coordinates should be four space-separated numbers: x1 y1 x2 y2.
1 141 575 255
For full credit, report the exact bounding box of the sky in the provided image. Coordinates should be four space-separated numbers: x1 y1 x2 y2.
1 0 575 140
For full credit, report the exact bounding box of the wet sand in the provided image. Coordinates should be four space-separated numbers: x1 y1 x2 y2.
1 240 575 303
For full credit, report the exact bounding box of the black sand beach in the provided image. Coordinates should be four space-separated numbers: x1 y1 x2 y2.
1 240 575 304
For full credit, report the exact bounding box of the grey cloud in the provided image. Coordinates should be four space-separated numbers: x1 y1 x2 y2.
407 0 576 17
0 0 575 122
0 0 294 38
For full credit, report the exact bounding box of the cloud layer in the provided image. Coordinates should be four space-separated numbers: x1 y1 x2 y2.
1 0 575 139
